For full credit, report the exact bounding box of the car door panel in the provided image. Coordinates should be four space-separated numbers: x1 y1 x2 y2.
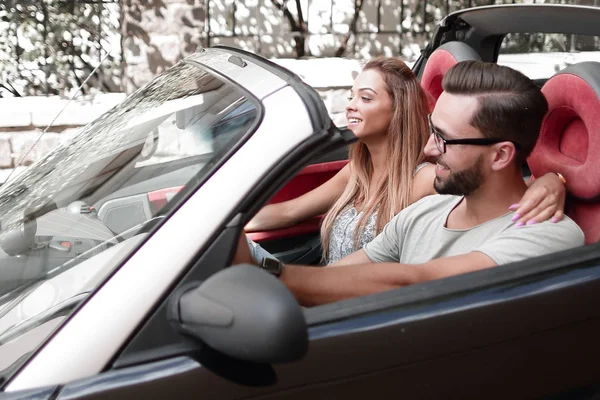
246 160 347 242
246 145 348 264
64 256 600 400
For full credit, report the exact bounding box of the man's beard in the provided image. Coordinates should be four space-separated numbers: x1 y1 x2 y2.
434 155 484 196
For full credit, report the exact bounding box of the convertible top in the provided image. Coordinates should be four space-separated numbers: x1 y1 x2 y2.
445 4 600 37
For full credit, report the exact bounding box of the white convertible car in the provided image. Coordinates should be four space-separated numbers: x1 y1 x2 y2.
0 3 600 399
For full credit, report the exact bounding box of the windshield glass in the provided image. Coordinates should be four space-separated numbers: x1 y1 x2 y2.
0 60 259 377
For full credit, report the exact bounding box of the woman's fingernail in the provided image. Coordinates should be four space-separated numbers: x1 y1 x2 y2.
526 220 536 226
509 204 519 210
511 214 521 222
551 217 558 223
516 221 524 227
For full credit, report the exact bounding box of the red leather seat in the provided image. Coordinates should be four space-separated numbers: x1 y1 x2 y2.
420 41 481 106
528 62 600 244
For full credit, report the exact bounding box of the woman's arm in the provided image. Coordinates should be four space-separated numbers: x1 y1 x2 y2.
409 165 567 225
245 163 351 232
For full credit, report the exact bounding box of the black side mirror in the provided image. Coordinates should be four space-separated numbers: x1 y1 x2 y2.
168 264 308 364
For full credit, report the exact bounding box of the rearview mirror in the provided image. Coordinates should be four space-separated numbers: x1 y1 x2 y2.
169 264 308 364
0 217 37 256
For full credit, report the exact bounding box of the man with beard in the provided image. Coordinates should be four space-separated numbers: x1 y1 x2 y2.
252 60 585 307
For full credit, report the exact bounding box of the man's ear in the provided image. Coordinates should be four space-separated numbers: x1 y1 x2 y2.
490 142 518 171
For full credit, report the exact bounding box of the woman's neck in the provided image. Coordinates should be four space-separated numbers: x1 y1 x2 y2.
365 139 388 175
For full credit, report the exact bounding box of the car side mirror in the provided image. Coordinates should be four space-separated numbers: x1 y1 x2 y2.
168 264 308 364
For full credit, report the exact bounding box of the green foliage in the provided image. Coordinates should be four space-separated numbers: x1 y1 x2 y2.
0 0 121 97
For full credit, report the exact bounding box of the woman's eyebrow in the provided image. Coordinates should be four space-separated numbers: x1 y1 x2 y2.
357 87 377 95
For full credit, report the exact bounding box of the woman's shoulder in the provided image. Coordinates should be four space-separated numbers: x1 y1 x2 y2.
409 162 437 203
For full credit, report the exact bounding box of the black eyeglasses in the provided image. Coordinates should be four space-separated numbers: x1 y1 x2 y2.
428 114 521 154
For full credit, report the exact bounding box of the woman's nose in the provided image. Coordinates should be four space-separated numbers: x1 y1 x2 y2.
346 97 357 112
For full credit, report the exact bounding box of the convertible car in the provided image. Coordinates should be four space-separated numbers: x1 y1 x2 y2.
0 3 599 399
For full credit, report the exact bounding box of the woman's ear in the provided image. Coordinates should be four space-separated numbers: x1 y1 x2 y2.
490 142 518 171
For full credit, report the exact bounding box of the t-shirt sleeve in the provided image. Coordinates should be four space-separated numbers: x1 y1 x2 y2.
475 218 585 265
363 212 405 263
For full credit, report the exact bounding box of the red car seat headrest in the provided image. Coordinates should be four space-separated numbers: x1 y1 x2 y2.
528 61 600 243
420 41 481 103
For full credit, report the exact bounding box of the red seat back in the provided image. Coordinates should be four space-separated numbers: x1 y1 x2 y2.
420 41 481 106
528 62 600 244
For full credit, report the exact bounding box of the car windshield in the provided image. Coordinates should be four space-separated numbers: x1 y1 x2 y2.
0 60 259 376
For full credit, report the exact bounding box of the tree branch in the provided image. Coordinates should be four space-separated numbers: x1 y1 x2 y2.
295 0 307 32
0 83 21 97
335 0 364 57
270 0 299 31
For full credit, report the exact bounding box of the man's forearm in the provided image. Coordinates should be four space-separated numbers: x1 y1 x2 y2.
280 263 421 306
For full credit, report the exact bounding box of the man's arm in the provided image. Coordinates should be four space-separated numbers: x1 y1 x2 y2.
281 250 497 306
328 248 373 266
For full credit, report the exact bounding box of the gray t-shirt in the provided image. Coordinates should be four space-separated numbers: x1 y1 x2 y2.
363 195 584 265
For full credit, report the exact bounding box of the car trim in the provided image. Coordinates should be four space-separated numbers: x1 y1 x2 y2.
214 46 331 133
444 4 600 37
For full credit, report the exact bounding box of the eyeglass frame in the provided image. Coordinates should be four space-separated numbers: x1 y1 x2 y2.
428 114 522 154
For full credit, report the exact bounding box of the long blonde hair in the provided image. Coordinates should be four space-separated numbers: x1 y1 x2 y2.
320 57 431 262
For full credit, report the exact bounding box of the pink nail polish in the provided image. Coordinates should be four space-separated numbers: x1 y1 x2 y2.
509 204 519 210
526 220 536 226
516 221 524 227
511 214 521 222
551 217 558 223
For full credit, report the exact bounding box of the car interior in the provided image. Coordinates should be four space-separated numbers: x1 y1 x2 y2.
237 35 600 302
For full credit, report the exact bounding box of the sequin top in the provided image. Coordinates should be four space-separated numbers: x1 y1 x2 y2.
325 162 431 264
326 206 378 265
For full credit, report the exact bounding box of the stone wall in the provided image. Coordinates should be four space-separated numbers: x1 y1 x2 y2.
122 0 208 94
121 0 425 93
0 93 126 171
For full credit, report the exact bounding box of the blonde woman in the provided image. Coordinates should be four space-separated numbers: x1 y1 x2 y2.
244 57 565 265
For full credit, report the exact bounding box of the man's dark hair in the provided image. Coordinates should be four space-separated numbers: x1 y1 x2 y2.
442 60 548 163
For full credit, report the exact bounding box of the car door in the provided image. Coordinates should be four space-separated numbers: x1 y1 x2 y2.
15 237 600 400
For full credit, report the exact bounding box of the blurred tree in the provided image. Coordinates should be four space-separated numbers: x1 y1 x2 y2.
334 0 364 57
1 0 598 95
0 0 121 97
269 0 308 57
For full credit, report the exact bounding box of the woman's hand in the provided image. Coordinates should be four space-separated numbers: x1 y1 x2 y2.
510 172 567 226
